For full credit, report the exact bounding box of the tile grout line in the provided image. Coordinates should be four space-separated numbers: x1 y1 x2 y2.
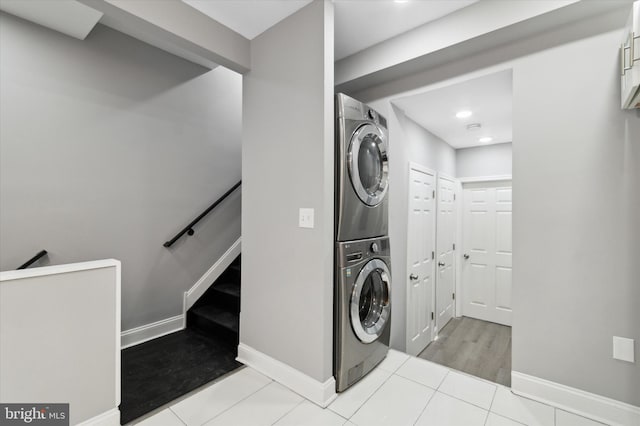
346 365 400 422
393 371 446 393
484 387 499 426
411 382 439 426
168 407 188 426
437 387 496 412
481 409 490 426
487 383 498 413
193 376 274 426
435 369 450 390
414 360 452 425
269 398 306 426
491 389 548 426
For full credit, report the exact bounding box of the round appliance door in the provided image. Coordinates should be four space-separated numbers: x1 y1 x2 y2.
350 258 391 343
348 123 389 207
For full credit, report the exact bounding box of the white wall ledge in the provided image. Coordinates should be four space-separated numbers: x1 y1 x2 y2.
1 258 121 281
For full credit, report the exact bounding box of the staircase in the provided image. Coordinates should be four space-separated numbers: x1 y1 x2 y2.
120 255 242 424
187 255 241 344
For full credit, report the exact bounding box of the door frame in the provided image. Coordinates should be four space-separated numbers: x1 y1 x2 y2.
435 172 459 334
405 162 437 354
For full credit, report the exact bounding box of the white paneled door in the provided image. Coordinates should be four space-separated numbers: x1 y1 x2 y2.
462 181 513 326
436 175 456 335
406 164 436 356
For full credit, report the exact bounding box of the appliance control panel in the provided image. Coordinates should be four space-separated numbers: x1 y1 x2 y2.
336 237 390 268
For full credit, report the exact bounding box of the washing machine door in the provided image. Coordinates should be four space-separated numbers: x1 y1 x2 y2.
348 123 389 207
350 258 391 343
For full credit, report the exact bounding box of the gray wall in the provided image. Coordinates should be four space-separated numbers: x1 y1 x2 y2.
366 102 456 351
512 29 639 406
456 142 512 178
241 0 334 383
0 12 242 331
352 13 639 405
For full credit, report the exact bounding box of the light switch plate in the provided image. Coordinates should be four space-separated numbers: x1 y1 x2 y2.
299 208 314 229
613 336 635 363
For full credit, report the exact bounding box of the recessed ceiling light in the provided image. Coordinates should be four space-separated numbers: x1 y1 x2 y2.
479 137 493 143
456 110 472 118
394 0 409 3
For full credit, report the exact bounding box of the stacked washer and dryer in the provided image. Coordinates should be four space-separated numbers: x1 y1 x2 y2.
334 93 392 392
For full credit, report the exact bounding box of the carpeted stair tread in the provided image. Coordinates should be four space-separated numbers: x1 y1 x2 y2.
191 305 239 334
214 281 240 298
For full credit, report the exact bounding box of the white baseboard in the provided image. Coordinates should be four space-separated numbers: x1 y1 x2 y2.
512 371 640 426
237 343 337 408
76 408 120 426
120 315 184 349
184 237 241 312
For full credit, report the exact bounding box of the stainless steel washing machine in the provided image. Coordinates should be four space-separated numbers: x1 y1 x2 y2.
335 236 391 392
336 93 389 242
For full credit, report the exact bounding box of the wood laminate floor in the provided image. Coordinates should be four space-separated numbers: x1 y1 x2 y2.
418 316 512 387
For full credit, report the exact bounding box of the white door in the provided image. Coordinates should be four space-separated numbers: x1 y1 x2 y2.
462 181 513 326
436 175 456 335
406 164 436 356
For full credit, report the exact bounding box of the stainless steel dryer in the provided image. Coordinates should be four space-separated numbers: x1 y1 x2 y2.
335 236 391 392
336 93 389 242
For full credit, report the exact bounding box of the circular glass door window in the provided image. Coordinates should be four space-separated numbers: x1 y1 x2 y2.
350 259 391 343
348 124 389 206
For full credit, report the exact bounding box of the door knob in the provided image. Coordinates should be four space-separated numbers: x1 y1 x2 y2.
463 254 470 260
409 273 419 280
438 262 445 267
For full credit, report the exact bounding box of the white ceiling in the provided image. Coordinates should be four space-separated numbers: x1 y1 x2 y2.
181 0 476 59
393 70 513 149
182 0 313 40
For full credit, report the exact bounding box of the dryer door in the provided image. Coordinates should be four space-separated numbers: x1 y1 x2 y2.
348 124 389 207
350 258 391 343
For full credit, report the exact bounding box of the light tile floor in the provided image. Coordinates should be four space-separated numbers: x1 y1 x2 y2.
133 350 606 426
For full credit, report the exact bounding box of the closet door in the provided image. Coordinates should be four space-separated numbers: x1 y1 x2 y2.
435 175 456 335
406 164 436 356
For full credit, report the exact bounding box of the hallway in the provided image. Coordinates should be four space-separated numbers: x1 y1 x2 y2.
418 317 512 387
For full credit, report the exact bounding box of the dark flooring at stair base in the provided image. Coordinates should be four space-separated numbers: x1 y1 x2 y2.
120 329 241 424
418 316 512 387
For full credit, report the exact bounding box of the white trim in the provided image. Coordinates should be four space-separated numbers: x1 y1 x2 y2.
184 237 241 312
459 174 512 183
454 179 463 317
512 371 640 426
437 172 457 182
76 408 120 426
0 259 121 282
237 343 337 408
120 315 184 349
435 173 459 334
114 262 121 406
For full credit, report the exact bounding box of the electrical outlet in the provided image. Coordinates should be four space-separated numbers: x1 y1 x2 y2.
299 208 314 229
613 336 635 363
